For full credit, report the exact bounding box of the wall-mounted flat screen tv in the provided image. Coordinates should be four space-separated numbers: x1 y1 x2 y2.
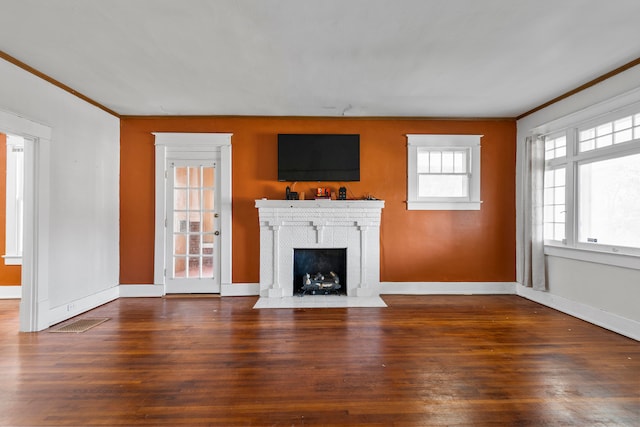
278 134 360 182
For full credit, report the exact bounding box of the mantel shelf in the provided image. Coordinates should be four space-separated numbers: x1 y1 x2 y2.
255 199 384 209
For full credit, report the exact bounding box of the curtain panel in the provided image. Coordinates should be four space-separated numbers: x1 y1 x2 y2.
523 135 547 290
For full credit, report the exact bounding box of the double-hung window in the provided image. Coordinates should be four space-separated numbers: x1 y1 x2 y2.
4 134 24 265
542 107 640 260
407 134 482 210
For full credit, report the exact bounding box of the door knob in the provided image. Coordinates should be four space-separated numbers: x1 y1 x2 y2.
214 231 220 236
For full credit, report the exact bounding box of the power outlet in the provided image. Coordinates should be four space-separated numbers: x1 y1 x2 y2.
66 303 75 312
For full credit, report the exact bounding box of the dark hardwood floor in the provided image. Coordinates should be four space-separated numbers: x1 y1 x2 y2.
0 295 638 426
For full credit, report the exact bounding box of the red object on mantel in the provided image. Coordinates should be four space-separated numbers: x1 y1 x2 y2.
316 187 331 198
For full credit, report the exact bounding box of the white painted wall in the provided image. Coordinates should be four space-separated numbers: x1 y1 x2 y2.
546 256 639 322
516 64 640 328
0 59 119 320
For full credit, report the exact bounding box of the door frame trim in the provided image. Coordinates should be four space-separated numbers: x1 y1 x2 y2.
153 133 232 293
0 109 52 331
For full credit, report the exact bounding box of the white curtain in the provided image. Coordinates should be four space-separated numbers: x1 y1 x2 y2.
523 135 547 290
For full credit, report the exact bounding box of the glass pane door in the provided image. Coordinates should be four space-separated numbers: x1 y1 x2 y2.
166 161 220 293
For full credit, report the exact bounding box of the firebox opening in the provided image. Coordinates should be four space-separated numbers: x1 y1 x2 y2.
293 248 347 296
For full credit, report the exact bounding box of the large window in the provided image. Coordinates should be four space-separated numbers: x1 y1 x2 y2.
543 108 640 257
407 134 482 210
577 143 640 250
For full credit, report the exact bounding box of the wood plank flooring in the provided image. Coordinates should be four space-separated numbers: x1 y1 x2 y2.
0 295 638 426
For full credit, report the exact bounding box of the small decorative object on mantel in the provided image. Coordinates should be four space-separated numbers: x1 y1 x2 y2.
285 186 299 200
299 271 341 296
315 187 331 199
338 186 347 200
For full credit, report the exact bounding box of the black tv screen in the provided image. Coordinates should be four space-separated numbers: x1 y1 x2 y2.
278 134 360 182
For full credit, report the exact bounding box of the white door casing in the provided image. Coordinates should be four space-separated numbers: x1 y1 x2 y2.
153 133 232 294
0 109 51 332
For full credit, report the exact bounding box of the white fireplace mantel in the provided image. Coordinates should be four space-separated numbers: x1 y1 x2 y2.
255 199 384 298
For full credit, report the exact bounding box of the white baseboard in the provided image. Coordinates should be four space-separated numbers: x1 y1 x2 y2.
516 284 639 341
48 286 119 326
117 282 515 297
380 282 517 295
9 278 637 339
222 282 516 297
117 283 260 297
221 283 260 296
0 285 21 299
119 284 165 297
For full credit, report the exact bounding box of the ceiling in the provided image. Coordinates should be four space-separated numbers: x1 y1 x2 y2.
1 0 639 118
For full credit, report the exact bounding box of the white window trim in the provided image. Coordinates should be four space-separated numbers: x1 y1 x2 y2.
407 134 482 210
2 255 22 265
537 102 640 268
544 245 640 271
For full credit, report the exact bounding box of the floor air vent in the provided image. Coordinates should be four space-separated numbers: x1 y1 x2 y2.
50 318 110 333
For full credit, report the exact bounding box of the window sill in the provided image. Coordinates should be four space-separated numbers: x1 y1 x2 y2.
407 200 482 211
544 245 640 271
2 255 22 266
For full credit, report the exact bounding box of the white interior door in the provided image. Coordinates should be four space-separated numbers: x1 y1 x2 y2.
165 159 221 293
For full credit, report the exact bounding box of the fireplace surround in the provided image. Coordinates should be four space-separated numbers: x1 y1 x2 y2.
255 199 384 298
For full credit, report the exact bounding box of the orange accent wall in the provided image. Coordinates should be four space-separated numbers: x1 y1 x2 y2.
120 117 516 285
0 133 22 286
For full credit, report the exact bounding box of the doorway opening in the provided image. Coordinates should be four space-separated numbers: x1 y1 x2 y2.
0 109 52 331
